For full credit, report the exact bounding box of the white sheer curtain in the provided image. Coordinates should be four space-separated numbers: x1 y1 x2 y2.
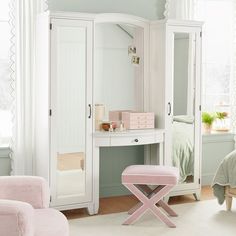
231 1 236 133
10 0 48 175
164 0 196 20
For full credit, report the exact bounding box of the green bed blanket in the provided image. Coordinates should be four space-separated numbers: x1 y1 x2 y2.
212 149 236 204
172 121 194 183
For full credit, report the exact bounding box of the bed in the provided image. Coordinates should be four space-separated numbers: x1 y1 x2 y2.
212 149 236 210
172 116 194 183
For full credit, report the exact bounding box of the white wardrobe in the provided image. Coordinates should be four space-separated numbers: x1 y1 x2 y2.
35 11 202 213
35 13 94 212
150 20 203 199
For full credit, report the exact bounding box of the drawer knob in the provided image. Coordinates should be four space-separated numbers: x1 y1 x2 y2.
134 139 139 142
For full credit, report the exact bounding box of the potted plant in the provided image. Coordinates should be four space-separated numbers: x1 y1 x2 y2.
202 112 215 134
214 111 229 131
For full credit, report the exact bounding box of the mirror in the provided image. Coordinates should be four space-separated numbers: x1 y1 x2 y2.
56 25 87 197
172 32 196 184
94 23 144 120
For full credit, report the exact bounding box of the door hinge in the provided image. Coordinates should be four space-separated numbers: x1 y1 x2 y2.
199 105 201 111
50 196 52 202
200 31 202 37
49 109 52 116
50 23 52 30
198 178 201 184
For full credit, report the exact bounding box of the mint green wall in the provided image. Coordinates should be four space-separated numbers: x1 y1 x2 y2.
100 146 144 197
49 0 165 20
0 148 11 176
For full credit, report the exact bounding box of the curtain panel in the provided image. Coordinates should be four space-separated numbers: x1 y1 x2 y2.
10 0 48 175
164 0 196 20
231 0 236 134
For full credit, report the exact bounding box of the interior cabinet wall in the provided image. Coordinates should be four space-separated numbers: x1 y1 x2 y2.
94 24 136 115
149 23 166 129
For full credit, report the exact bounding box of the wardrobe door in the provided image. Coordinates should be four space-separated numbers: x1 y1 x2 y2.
50 18 93 206
165 25 202 190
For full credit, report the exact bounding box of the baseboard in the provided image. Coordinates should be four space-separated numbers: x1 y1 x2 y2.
202 173 214 186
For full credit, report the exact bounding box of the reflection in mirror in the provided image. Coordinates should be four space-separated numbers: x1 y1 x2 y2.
56 26 86 197
94 23 144 119
172 32 196 184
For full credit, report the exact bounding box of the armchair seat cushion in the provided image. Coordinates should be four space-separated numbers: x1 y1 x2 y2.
34 208 69 236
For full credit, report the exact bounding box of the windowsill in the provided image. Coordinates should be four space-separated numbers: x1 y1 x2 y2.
202 131 235 143
0 144 10 148
0 146 11 158
202 130 234 135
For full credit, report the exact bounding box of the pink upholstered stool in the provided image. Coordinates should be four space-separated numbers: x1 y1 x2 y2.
122 165 179 227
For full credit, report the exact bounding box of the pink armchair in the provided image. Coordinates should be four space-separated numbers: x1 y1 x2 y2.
0 176 69 236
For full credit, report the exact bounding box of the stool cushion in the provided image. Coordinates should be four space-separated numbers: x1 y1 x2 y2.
122 165 179 185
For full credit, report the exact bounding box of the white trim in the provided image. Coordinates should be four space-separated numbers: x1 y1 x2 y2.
151 19 203 27
95 13 149 25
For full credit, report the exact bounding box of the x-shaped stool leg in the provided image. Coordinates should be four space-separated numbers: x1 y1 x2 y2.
123 184 177 227
138 185 177 217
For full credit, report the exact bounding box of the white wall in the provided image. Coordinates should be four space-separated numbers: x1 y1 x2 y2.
48 0 165 20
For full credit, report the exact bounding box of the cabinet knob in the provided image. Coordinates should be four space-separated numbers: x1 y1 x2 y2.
134 139 139 142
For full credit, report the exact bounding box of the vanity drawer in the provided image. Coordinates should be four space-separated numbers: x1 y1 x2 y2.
95 137 110 146
110 135 156 146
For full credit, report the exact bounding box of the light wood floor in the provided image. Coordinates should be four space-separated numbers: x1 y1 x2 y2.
62 186 214 220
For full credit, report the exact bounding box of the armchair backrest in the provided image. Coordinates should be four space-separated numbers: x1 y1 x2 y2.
0 176 50 209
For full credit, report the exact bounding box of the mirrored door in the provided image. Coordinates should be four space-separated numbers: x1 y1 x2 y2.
94 23 144 114
171 31 197 184
50 19 93 206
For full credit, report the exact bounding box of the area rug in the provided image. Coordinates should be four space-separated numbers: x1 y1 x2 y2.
69 199 236 236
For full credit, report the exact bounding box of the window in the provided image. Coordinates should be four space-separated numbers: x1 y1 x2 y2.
196 0 233 114
0 1 12 146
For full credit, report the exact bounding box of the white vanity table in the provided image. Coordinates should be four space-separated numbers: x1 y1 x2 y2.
92 128 164 213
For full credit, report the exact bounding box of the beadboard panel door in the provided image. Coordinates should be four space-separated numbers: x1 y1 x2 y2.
50 18 93 207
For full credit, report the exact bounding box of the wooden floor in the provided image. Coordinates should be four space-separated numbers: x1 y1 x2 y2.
62 186 214 220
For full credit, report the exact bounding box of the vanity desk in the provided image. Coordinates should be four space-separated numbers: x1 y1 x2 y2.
92 128 165 213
